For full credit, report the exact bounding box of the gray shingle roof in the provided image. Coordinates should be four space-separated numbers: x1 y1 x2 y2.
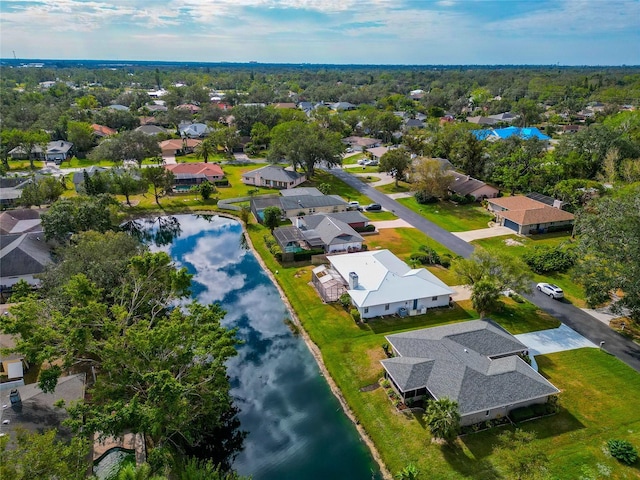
243 165 305 183
449 171 492 196
0 233 52 278
280 194 348 210
381 320 559 415
300 216 363 247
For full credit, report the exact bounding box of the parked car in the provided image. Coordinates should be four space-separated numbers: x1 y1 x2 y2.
365 203 382 211
536 283 564 299
348 201 360 210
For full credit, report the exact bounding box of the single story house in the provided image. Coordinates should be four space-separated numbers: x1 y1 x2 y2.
449 171 499 200
72 166 108 192
325 249 454 320
0 232 52 289
472 127 550 142
296 210 369 230
381 320 559 426
342 136 382 151
136 125 170 136
9 141 74 162
331 102 356 111
91 124 116 138
467 116 498 126
241 165 307 190
366 146 390 162
0 208 42 235
108 104 129 111
274 214 364 254
487 196 574 235
159 138 201 156
279 194 349 218
164 163 225 187
178 122 211 138
175 103 201 114
273 102 297 109
280 187 324 197
0 177 38 207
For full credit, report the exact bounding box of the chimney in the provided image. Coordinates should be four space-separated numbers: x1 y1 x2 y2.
348 272 359 290
552 199 563 209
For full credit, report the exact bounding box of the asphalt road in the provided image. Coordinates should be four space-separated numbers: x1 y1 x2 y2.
326 166 640 373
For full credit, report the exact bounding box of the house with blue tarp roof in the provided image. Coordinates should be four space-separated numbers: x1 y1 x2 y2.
473 126 550 141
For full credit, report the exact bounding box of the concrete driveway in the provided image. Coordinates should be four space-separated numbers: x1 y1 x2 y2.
370 219 413 230
516 324 597 356
452 226 515 242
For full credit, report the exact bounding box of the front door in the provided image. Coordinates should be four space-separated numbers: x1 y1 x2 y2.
413 299 418 310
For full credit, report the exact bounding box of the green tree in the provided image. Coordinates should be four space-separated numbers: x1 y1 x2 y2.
77 94 99 110
263 206 281 232
19 130 50 169
379 149 411 187
0 428 90 480
19 177 45 208
268 121 344 176
575 187 640 321
411 157 454 199
250 121 271 149
90 130 161 167
209 126 240 157
425 397 460 443
452 250 532 316
512 98 543 127
110 168 148 206
493 429 549 480
66 120 95 155
239 205 251 225
198 180 216 200
9 279 33 302
317 183 332 195
0 128 26 170
142 166 175 205
41 195 120 242
195 138 216 163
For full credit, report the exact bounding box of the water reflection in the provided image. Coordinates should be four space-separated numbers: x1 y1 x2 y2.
122 215 182 247
152 215 380 480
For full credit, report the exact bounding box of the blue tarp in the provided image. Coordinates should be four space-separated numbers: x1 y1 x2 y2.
473 126 550 141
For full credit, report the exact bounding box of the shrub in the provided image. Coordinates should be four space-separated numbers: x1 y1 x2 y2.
523 244 577 274
440 254 452 268
292 248 325 262
607 439 638 465
379 379 391 388
510 292 525 303
269 244 282 257
354 224 376 233
449 193 475 204
263 235 276 248
339 293 352 309
350 308 361 322
414 191 439 204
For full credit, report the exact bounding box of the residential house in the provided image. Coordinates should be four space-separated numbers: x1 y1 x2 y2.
274 214 364 254
342 136 382 151
0 373 86 442
0 177 34 207
241 165 307 190
0 232 52 289
272 102 297 109
251 192 349 222
0 208 42 235
72 166 109 192
91 124 116 138
380 320 559 426
136 125 170 136
9 141 74 162
486 196 574 234
324 249 454 320
178 122 211 138
473 127 550 142
280 187 325 197
404 118 425 130
108 104 129 111
331 102 356 111
146 104 168 113
488 112 518 123
175 103 201 114
159 138 202 156
449 171 499 200
366 146 390 162
561 125 583 134
467 116 498 126
165 163 225 188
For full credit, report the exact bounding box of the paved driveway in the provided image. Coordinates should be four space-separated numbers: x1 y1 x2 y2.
452 226 515 242
515 324 598 356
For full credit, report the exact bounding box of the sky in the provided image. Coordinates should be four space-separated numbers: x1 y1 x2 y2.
1 0 639 65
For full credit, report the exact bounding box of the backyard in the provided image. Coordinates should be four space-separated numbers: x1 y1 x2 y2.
246 220 640 479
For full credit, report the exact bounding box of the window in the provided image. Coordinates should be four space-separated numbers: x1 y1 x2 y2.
385 304 390 311
432 296 438 301
364 307 369 314
485 410 490 416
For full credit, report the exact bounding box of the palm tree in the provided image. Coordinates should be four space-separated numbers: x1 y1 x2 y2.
195 138 215 163
396 463 419 480
425 397 460 443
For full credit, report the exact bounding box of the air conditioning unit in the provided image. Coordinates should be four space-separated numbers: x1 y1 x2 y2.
420 306 427 314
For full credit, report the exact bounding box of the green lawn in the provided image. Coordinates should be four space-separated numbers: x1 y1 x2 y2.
303 170 374 205
397 197 494 232
472 234 587 307
377 181 412 194
363 210 398 221
246 221 639 479
342 153 367 165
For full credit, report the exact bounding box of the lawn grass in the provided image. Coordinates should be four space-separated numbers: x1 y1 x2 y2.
365 227 458 264
397 197 494 232
347 165 381 174
7 160 45 170
363 210 398 221
246 220 639 479
472 234 587 307
304 170 373 205
342 153 367 165
358 175 382 183
376 181 412 194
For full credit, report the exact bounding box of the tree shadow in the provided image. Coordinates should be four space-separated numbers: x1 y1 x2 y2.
441 441 503 480
367 305 474 335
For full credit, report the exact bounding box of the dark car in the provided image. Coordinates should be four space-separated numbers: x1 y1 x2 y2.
365 203 382 211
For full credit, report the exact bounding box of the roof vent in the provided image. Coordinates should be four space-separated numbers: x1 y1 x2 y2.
464 349 468 353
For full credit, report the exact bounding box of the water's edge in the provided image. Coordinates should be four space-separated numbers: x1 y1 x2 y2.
234 214 393 480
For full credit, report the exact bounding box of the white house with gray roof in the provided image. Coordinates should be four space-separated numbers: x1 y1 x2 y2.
381 320 560 426
327 249 454 319
241 165 307 190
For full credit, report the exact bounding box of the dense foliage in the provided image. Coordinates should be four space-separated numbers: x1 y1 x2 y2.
607 439 638 465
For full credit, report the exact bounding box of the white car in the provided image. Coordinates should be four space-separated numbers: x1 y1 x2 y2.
536 283 564 299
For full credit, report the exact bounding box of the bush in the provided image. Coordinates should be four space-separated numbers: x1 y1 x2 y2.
523 244 577 274
350 309 361 322
440 254 452 268
509 406 534 422
354 224 376 233
414 191 439 204
510 292 525 303
292 248 324 261
379 378 391 388
607 439 638 465
263 235 276 248
339 293 352 309
449 193 475 205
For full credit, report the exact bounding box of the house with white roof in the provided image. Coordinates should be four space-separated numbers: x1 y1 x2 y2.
325 250 454 319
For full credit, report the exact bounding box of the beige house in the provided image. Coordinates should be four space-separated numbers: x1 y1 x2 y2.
449 171 499 200
487 196 574 235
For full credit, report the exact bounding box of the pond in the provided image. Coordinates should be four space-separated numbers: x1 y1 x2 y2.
150 214 380 480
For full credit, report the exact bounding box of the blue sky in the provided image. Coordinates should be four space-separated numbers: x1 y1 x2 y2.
1 0 639 65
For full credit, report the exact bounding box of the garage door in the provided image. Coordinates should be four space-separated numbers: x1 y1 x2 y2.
504 219 519 232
